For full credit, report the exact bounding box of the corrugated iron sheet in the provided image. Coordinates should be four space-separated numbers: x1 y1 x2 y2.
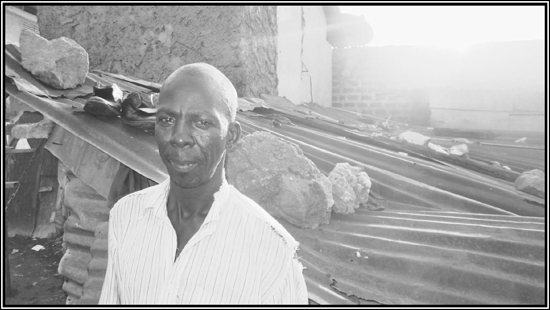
5 46 546 305
238 115 545 217
283 209 545 304
45 126 122 199
59 176 109 304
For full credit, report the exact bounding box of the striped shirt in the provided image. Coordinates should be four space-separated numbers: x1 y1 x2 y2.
99 173 309 304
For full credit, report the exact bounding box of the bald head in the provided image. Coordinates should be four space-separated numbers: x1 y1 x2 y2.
161 63 238 122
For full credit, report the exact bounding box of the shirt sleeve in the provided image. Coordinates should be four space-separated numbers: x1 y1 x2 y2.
98 209 121 304
262 256 309 304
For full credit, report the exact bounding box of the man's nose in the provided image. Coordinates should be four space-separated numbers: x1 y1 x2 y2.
170 122 194 148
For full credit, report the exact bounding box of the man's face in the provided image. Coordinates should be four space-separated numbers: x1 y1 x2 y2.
155 76 233 189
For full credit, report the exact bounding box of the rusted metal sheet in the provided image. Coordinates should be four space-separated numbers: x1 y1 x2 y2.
282 209 545 305
5 83 168 184
5 140 46 237
59 176 109 304
45 126 121 199
79 221 108 304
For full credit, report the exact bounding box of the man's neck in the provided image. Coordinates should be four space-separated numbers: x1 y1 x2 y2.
167 168 224 219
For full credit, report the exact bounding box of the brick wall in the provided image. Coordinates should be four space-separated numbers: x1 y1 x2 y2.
332 46 434 125
332 41 544 131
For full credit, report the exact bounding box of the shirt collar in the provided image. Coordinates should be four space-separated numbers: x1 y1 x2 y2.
143 169 230 225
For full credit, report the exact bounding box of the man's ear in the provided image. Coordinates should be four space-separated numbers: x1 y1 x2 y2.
226 121 242 150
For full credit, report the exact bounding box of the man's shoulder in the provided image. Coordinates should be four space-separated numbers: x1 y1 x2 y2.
111 181 165 215
228 185 300 253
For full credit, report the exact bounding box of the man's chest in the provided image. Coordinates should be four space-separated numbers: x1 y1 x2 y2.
116 216 263 303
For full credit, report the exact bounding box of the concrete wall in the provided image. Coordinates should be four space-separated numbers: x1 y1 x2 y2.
332 40 544 131
36 6 278 97
277 6 332 106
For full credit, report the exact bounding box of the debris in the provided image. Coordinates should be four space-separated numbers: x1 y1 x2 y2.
378 116 399 132
514 169 545 199
11 249 19 254
398 131 431 146
427 142 449 155
515 137 527 143
502 166 511 171
20 30 89 90
452 138 473 144
383 115 391 127
363 191 387 211
31 245 45 251
355 251 361 258
448 144 469 157
397 152 408 156
227 131 334 228
328 163 372 214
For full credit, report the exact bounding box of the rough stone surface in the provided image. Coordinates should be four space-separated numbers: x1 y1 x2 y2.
328 162 372 214
11 118 55 139
19 29 89 89
515 169 545 199
227 131 333 228
36 6 277 97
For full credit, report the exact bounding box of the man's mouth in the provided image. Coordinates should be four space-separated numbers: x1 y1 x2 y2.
169 160 198 172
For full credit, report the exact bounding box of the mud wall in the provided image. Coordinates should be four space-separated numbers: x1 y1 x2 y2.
36 6 278 97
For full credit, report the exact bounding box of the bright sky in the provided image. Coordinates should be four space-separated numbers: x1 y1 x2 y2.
338 5 545 50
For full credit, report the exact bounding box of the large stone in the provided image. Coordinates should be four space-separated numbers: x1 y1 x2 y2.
20 29 89 89
227 131 334 228
328 162 372 214
515 169 545 199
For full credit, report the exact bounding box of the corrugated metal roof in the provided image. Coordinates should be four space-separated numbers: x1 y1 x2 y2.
4 44 546 305
283 209 545 304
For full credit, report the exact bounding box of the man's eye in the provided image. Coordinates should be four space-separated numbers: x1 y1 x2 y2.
158 117 174 125
196 120 212 128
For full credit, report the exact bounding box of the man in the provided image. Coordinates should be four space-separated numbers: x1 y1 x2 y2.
99 63 309 304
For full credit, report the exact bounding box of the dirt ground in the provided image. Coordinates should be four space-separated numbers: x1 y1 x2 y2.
4 234 67 305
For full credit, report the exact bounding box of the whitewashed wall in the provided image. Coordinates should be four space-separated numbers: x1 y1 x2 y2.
277 6 332 106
